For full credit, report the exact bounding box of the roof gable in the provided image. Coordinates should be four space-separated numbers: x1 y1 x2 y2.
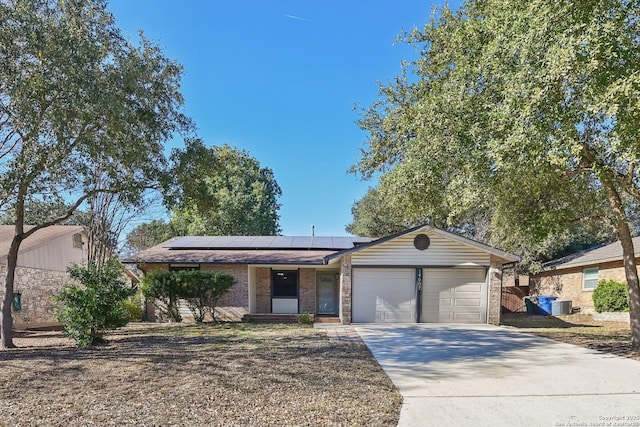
324 224 520 264
544 236 640 270
0 225 85 262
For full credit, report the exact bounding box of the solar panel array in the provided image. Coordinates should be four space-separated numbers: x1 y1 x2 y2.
164 236 372 250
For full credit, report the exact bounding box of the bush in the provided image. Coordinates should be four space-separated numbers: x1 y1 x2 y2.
123 292 144 322
592 279 629 313
178 270 236 322
140 270 236 323
296 312 314 325
140 271 184 322
53 260 136 347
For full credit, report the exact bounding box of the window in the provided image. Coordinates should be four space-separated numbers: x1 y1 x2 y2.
582 267 599 290
272 270 298 297
169 264 200 272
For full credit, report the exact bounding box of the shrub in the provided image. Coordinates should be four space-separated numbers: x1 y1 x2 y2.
140 270 236 323
592 279 629 313
123 292 144 322
140 271 184 322
178 270 236 322
53 260 136 347
296 312 314 325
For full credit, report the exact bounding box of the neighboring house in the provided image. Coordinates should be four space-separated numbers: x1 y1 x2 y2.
530 237 640 313
126 224 519 325
0 225 88 327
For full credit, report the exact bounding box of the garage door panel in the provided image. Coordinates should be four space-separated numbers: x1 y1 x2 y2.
353 268 415 323
423 268 487 324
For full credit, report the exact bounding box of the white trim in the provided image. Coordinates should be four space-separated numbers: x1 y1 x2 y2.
582 267 599 291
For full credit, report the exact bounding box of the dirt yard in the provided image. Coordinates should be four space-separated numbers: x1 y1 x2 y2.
0 323 401 426
501 313 640 361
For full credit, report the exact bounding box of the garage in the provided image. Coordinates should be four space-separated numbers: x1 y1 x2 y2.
352 268 416 323
422 268 487 323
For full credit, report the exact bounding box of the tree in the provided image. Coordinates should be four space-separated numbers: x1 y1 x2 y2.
345 187 409 237
53 260 135 347
0 0 191 348
125 219 174 253
353 1 640 347
168 138 282 236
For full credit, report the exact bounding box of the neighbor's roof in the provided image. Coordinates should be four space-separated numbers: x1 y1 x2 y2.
0 225 85 261
543 236 640 271
125 235 373 266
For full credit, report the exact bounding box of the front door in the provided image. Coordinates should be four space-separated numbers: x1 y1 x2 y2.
316 272 338 315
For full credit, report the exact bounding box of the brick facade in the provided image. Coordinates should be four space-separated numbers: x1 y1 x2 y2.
530 260 630 314
299 268 316 313
339 255 352 324
255 267 271 313
487 255 504 325
202 264 248 321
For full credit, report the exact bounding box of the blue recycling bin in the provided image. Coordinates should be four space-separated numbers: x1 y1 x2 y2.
537 295 558 316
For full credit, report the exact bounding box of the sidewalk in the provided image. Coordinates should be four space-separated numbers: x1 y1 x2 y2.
313 323 363 343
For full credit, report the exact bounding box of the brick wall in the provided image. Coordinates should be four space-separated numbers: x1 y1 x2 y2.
0 263 70 326
299 268 316 313
255 267 271 313
530 260 629 314
487 255 503 325
339 255 352 324
201 264 248 321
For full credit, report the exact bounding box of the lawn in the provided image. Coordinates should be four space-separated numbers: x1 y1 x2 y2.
501 313 639 361
0 323 401 426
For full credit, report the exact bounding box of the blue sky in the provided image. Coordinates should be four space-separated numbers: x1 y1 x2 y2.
108 0 459 236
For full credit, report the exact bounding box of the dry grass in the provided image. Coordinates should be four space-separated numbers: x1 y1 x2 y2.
501 313 640 361
0 323 401 426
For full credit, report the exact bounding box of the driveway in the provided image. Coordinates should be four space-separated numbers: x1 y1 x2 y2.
355 324 640 427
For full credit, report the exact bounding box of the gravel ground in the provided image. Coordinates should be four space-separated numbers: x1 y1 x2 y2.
501 313 640 361
0 323 401 427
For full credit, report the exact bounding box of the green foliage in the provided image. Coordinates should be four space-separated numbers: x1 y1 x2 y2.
352 0 640 271
346 187 410 237
168 139 282 236
593 280 629 313
140 270 236 323
178 270 236 322
125 220 175 252
53 260 135 347
140 271 184 322
296 312 314 325
123 292 144 322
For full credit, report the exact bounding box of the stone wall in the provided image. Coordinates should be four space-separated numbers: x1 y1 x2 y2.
299 268 316 313
0 263 69 326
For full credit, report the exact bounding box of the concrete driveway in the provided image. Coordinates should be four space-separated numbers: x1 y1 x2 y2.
355 324 640 427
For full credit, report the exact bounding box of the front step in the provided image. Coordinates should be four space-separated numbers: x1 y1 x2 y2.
242 314 301 324
314 316 341 324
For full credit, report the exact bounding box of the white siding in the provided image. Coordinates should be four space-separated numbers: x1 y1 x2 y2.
422 268 487 323
17 233 86 271
352 268 416 323
351 231 490 267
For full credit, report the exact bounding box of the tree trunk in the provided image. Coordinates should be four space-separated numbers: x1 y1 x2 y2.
1 233 22 349
603 180 640 349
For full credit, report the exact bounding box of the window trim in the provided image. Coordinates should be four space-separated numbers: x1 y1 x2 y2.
582 267 599 291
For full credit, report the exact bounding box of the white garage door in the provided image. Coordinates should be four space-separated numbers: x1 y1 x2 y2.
352 268 416 323
422 268 487 323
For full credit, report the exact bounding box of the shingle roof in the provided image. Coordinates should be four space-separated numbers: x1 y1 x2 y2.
543 236 640 270
125 235 373 266
0 225 85 262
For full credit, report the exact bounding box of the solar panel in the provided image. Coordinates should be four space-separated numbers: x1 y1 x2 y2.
164 235 372 250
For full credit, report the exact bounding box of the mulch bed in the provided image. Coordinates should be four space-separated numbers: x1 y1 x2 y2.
0 323 401 426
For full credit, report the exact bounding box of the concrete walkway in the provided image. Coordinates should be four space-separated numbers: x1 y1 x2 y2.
313 323 362 343
355 324 640 427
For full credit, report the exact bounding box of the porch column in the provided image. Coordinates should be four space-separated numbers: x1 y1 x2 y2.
339 254 352 324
